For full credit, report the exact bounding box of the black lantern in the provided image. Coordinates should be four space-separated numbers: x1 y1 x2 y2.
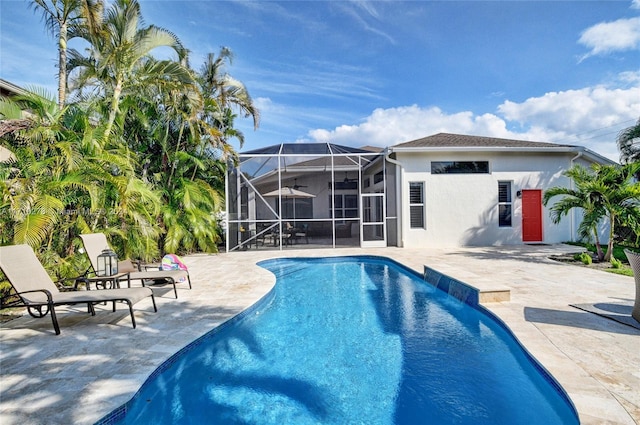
97 249 118 276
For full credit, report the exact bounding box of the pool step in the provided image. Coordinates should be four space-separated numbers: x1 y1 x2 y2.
423 265 510 305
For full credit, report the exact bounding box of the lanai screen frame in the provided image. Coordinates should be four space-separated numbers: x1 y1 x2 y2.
225 142 390 251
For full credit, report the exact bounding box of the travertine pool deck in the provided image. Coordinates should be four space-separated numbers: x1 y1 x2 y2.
1 245 638 424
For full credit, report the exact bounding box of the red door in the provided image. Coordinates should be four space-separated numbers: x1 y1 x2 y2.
522 190 543 242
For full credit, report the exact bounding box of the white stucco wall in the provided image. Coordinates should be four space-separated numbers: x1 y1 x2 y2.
395 151 581 248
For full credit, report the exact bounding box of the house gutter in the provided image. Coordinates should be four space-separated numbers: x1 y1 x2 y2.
385 148 404 247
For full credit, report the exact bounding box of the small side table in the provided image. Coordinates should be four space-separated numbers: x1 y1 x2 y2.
84 272 131 290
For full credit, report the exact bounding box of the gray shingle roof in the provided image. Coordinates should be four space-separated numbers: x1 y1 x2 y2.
393 133 576 149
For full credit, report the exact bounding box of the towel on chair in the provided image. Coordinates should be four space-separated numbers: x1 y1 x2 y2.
161 254 188 282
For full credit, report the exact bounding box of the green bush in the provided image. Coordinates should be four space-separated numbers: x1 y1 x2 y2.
610 257 622 269
0 279 12 300
574 252 592 265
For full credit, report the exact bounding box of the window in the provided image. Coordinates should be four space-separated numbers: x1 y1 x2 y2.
498 181 512 227
331 194 358 219
409 182 424 228
432 161 489 174
330 181 358 190
374 171 384 184
277 198 313 219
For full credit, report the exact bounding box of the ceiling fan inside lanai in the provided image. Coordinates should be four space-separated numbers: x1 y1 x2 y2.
342 172 357 183
290 178 307 190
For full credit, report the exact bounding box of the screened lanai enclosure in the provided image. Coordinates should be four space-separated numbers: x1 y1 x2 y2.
225 143 398 252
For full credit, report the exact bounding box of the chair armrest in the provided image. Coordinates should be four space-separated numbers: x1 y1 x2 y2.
7 288 54 305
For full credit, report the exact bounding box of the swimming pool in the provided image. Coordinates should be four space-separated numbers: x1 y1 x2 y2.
99 256 579 424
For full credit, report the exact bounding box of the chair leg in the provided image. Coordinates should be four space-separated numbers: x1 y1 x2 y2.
126 300 136 329
187 275 192 289
169 278 178 298
49 304 61 335
150 293 157 312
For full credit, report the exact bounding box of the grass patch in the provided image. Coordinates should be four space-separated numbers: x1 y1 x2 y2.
604 268 634 277
565 241 639 263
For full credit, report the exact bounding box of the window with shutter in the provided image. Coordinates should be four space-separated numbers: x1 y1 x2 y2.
498 181 512 227
409 182 425 229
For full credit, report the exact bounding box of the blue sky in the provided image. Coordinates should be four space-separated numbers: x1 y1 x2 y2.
1 1 639 161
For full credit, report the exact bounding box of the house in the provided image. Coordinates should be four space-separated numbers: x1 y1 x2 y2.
0 78 29 162
225 133 616 251
0 78 28 98
388 133 616 248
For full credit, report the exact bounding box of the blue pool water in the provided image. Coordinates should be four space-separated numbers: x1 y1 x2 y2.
102 256 579 424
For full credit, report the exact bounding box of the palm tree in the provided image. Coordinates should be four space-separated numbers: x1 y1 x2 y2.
592 163 640 259
544 163 640 262
198 48 260 150
29 0 103 109
123 86 224 254
0 84 168 269
0 90 103 275
67 0 192 143
617 117 640 167
111 49 258 255
544 165 607 260
7 0 256 262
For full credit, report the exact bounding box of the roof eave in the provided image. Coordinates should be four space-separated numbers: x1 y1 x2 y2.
577 147 618 165
0 79 28 96
389 146 579 153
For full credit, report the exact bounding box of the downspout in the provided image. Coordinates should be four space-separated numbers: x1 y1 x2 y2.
569 150 583 242
385 148 404 247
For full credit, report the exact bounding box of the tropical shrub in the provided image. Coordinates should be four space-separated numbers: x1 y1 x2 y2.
0 0 259 274
610 257 622 269
544 162 640 263
574 252 593 265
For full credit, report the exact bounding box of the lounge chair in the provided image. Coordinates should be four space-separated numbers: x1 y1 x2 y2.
623 249 640 323
0 244 157 335
80 233 191 298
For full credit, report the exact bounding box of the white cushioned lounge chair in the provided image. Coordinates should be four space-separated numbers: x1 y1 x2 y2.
0 244 157 335
80 233 191 298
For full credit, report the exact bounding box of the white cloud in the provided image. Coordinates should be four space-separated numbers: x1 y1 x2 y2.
302 79 640 162
334 1 396 44
632 0 640 9
497 86 640 131
578 17 640 61
304 105 508 146
618 70 640 85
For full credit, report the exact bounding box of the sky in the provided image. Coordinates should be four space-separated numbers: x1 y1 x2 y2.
1 0 639 161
